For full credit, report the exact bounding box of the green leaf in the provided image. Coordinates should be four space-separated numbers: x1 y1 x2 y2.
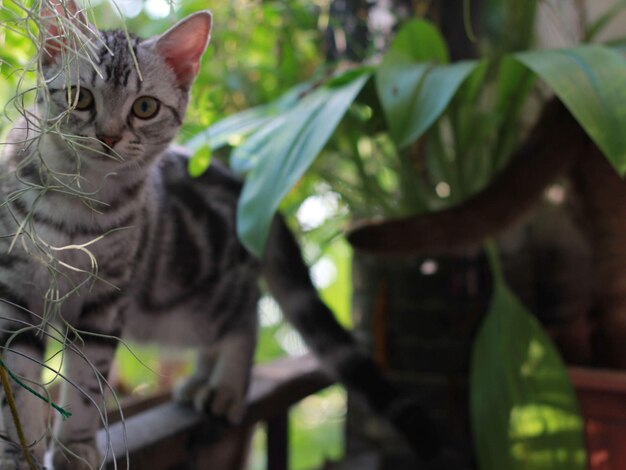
585 1 626 42
376 54 478 148
455 59 489 105
496 56 535 116
325 66 375 88
229 116 287 176
516 46 626 175
186 82 310 153
471 252 586 470
187 106 274 152
375 18 461 148
608 38 626 55
237 69 371 257
188 145 212 177
389 19 449 64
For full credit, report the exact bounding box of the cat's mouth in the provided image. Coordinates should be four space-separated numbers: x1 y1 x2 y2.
96 143 125 162
77 144 125 164
67 134 125 163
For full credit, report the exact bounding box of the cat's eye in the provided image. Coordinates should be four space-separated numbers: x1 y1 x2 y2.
132 96 160 120
68 87 94 111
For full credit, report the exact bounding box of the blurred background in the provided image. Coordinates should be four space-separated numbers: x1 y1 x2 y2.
4 1 626 469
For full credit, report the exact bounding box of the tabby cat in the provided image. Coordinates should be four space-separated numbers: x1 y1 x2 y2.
0 3 442 469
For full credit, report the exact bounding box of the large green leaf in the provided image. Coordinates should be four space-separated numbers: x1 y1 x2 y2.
188 144 212 178
471 261 586 470
388 19 449 64
376 19 480 149
186 82 310 155
229 116 287 175
516 46 626 175
187 105 275 153
376 56 478 148
237 69 371 257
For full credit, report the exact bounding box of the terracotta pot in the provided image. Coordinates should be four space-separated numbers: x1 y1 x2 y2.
344 203 594 468
347 249 491 469
570 366 626 470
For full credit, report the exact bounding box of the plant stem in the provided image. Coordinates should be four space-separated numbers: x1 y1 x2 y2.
0 358 71 420
346 131 394 214
0 354 37 470
397 145 428 214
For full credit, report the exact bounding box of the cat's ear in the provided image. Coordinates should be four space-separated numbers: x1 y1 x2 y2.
40 0 94 66
152 11 212 89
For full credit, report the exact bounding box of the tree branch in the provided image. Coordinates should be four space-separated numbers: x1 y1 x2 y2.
346 99 591 255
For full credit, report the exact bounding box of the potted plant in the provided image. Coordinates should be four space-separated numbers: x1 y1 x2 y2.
186 1 626 468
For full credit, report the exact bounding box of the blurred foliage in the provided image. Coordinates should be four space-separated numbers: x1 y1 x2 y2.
121 0 325 142
191 2 626 469
249 386 346 470
471 247 585 470
7 1 626 469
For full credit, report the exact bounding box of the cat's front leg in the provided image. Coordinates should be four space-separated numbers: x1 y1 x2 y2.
0 315 48 470
50 324 119 470
174 327 257 423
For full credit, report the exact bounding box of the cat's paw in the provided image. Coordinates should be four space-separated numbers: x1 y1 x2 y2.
0 456 37 470
172 374 205 405
173 375 246 423
0 449 45 470
194 381 246 423
51 442 101 470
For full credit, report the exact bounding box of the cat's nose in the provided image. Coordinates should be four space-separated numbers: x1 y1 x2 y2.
98 134 121 148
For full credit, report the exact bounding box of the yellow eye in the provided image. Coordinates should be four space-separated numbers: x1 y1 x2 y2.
132 96 160 119
69 87 94 111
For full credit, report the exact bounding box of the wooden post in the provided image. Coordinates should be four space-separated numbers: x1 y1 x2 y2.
266 412 289 470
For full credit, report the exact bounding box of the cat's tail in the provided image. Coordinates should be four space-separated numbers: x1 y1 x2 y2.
261 216 441 463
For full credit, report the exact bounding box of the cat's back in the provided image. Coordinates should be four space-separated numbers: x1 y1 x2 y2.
159 145 243 204
126 145 256 342
157 146 245 254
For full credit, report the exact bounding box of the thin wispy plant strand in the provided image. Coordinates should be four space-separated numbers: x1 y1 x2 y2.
0 1 148 467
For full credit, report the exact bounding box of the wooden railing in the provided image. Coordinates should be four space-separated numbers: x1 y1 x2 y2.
97 354 333 470
91 357 626 469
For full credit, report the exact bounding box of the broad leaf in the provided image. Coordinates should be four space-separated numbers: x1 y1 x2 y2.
376 55 478 148
229 116 287 175
376 19 477 149
516 46 626 175
496 56 535 117
237 69 371 257
388 19 449 64
186 82 310 155
187 104 275 153
471 267 586 470
188 145 212 177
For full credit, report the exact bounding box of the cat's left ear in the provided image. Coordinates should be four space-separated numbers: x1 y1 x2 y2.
152 11 212 89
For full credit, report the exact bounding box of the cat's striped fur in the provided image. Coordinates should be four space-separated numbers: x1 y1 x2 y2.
0 3 439 469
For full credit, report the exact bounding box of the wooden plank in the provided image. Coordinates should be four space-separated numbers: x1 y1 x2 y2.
98 354 333 468
569 367 626 395
106 390 172 423
321 453 380 470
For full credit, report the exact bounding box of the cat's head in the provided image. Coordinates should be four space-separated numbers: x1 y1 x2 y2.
39 0 211 171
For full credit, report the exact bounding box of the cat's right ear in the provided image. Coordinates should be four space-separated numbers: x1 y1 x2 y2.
40 0 93 66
